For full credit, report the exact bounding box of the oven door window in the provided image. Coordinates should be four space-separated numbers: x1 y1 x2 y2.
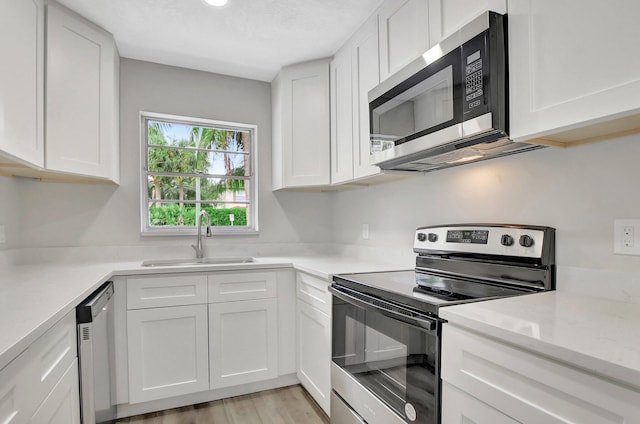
332 297 439 424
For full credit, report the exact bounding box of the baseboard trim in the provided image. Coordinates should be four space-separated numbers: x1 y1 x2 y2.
116 373 299 419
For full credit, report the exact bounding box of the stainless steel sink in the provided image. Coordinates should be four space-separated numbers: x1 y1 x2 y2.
141 257 255 267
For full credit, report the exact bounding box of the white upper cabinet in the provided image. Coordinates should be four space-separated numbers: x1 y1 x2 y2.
0 0 44 168
427 0 506 45
272 59 330 190
46 2 120 182
508 0 640 145
378 0 430 82
351 15 382 181
330 45 354 184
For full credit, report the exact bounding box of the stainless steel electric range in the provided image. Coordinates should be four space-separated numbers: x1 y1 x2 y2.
329 224 556 424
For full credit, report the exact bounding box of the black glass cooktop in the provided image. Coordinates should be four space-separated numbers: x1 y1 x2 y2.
333 270 533 315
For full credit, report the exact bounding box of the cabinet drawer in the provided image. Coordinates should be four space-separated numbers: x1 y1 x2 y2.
442 381 518 424
296 272 331 314
208 272 277 303
126 274 207 309
442 324 640 423
0 346 34 423
27 311 77 407
0 310 76 423
29 359 80 424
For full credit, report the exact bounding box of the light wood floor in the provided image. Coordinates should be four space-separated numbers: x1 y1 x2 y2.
115 385 329 424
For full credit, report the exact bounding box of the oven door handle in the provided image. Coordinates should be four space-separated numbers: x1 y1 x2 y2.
329 285 437 332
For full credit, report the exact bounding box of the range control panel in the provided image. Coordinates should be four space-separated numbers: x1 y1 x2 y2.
414 225 546 258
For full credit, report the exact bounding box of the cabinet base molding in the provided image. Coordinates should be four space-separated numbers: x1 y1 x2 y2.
115 373 298 419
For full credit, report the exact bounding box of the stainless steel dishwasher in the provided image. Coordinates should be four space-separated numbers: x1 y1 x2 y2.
76 281 117 424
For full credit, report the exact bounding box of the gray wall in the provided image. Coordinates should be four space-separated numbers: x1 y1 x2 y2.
8 59 333 250
4 57 640 279
0 176 19 250
331 135 640 272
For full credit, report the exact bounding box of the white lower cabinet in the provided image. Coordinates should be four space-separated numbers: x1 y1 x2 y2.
297 301 331 414
295 272 332 415
441 324 640 423
209 299 278 388
116 270 292 415
442 381 518 424
127 304 209 403
0 311 79 424
29 360 80 424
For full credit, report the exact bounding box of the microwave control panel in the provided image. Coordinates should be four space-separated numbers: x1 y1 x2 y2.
462 31 489 117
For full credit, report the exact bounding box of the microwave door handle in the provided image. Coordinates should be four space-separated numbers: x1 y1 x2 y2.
329 285 437 332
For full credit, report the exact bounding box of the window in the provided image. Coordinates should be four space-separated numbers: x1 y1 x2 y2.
140 112 257 235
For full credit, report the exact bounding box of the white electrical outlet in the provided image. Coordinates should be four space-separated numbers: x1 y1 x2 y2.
362 223 369 240
623 226 634 247
614 219 640 255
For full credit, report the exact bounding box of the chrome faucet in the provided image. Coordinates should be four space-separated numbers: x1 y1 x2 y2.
192 211 212 258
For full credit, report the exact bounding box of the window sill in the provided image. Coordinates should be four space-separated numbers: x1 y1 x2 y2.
141 227 259 237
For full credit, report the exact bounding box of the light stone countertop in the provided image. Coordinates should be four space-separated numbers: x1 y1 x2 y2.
0 255 404 371
440 291 640 390
4 256 640 393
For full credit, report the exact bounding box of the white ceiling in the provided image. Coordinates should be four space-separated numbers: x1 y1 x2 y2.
57 0 384 82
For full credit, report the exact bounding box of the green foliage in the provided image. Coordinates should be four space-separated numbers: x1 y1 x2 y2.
149 205 247 227
146 121 248 204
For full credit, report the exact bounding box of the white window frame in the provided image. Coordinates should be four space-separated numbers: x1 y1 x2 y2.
140 111 259 236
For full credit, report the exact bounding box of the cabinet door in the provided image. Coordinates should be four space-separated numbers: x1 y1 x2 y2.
0 0 44 167
29 360 80 424
46 3 118 181
508 0 640 143
427 0 506 45
442 382 519 424
297 301 331 415
378 0 430 82
127 305 209 403
209 299 278 389
351 15 381 180
277 60 330 188
330 46 354 184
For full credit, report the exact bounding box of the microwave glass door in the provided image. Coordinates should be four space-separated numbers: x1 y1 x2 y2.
332 295 439 424
370 47 463 151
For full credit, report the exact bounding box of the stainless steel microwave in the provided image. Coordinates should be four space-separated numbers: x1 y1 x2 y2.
369 12 541 172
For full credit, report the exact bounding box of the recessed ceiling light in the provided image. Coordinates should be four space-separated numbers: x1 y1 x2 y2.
202 0 228 7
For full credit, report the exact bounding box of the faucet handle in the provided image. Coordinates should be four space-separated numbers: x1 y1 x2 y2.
206 226 212 237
